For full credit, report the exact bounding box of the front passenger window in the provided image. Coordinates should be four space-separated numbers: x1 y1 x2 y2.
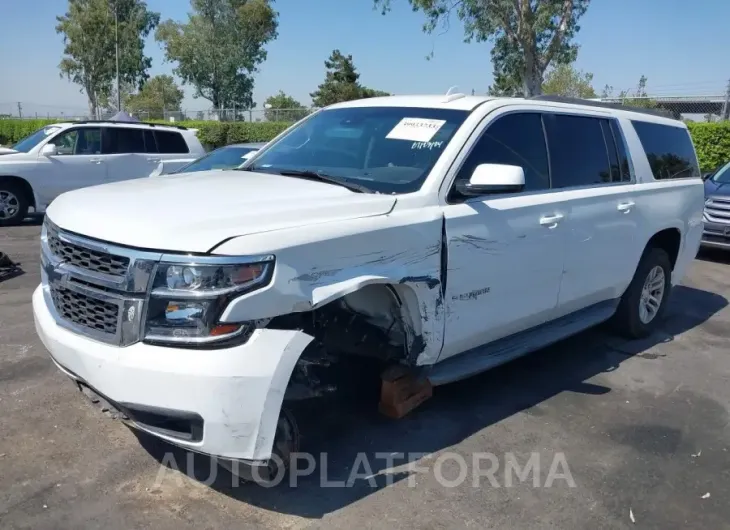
50 128 101 155
456 112 550 193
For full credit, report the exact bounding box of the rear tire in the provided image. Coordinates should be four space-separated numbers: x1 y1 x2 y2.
0 182 29 226
612 247 672 339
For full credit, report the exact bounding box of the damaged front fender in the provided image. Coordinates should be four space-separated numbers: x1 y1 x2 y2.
215 209 446 365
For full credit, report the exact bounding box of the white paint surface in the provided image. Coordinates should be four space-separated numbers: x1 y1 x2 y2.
35 94 705 463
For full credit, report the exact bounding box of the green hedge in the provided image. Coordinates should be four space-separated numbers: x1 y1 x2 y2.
0 119 292 150
1 118 729 171
686 122 730 172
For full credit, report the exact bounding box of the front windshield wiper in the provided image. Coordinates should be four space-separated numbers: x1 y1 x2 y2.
248 167 371 193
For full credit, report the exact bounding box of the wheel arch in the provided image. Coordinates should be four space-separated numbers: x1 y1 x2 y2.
0 175 36 209
646 227 681 269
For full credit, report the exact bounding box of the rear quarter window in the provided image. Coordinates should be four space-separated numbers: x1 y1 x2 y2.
155 130 189 154
631 121 700 180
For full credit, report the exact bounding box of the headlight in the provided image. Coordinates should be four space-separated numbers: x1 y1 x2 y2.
144 259 273 346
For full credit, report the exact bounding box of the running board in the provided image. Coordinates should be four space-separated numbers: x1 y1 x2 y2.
424 299 619 386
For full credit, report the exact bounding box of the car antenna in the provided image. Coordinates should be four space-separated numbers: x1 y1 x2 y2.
443 86 466 102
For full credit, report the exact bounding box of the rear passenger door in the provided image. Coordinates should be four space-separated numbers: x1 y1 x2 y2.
543 113 641 313
102 127 158 183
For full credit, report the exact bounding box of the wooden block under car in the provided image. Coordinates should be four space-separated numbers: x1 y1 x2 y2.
378 365 433 419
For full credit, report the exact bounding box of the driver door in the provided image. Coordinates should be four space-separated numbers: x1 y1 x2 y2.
38 127 107 203
440 111 567 360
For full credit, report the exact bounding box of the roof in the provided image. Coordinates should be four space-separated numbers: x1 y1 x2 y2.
45 120 189 131
327 94 494 111
324 94 685 125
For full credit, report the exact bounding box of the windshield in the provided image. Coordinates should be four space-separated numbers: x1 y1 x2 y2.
175 146 259 173
711 161 730 183
247 106 469 193
12 126 62 153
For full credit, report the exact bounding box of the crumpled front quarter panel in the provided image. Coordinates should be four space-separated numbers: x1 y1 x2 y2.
216 207 446 365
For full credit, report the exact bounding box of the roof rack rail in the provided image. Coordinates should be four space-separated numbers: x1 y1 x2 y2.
68 119 188 130
530 95 676 119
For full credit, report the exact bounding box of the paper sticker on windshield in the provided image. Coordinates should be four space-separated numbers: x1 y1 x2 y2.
386 118 447 142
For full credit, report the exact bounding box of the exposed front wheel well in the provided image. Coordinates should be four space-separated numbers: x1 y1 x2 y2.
0 176 35 209
269 284 419 402
646 228 681 269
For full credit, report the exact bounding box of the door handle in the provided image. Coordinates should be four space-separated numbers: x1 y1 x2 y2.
539 213 564 228
89 158 102 164
617 201 635 213
147 158 161 163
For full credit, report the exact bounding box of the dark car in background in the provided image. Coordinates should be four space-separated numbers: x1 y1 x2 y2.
702 161 730 249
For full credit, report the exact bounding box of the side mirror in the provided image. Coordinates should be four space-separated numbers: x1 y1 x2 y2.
456 163 525 196
702 172 713 181
41 144 58 157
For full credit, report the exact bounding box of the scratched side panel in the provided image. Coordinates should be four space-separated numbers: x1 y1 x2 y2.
214 207 446 365
439 198 567 362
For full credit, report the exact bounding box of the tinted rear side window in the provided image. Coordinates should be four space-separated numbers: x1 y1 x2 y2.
544 114 612 188
600 120 622 182
610 121 631 181
143 130 157 153
103 128 146 154
457 112 550 192
631 121 700 180
155 131 189 154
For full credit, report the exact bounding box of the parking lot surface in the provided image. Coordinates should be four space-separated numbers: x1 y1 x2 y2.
1 220 729 529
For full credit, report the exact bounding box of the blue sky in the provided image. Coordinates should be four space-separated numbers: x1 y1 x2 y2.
0 0 727 117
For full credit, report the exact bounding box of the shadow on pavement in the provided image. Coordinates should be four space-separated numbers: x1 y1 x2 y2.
696 247 730 265
135 284 727 519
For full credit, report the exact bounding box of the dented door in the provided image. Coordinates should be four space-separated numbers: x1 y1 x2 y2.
439 196 566 360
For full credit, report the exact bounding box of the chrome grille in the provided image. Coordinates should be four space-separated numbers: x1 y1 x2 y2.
41 221 161 346
705 196 730 223
50 284 119 336
47 225 129 277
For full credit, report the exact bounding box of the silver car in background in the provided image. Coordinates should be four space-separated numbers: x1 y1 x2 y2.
150 142 266 176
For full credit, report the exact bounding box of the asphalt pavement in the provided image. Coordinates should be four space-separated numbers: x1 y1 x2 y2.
1 219 728 529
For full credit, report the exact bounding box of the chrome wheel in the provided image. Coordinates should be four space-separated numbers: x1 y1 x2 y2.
0 190 20 221
639 265 665 324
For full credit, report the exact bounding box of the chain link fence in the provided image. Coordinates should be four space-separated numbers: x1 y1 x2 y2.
599 95 729 122
0 103 316 123
2 96 729 123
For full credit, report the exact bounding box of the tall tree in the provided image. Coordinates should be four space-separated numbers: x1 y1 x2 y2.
156 0 278 112
310 50 389 107
376 0 591 97
125 75 184 118
360 87 391 98
264 91 309 121
542 63 596 98
56 0 160 117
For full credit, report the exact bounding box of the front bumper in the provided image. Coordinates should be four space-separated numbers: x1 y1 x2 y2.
701 221 730 250
33 284 312 462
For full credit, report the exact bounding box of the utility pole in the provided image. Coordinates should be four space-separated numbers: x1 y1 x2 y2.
722 79 730 121
115 2 121 112
17 102 22 118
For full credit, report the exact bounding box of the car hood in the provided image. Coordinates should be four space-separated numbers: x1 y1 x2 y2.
704 178 730 197
0 147 18 155
47 170 397 253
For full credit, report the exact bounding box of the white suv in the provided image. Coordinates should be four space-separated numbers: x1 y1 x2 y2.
34 94 704 480
0 121 204 224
